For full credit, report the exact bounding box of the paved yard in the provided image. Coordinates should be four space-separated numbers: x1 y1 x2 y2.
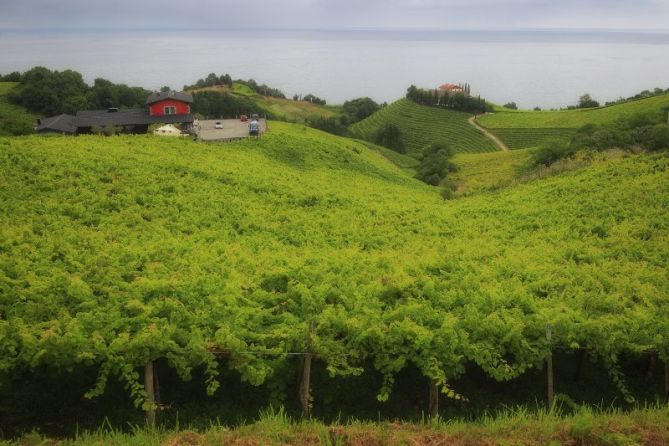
197 119 267 141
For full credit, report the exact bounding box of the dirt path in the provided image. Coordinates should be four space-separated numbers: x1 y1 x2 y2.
468 115 509 152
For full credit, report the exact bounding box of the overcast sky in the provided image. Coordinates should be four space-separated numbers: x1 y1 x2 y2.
1 0 668 31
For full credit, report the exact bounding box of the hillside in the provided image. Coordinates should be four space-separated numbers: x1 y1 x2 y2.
349 98 500 156
478 93 669 149
0 82 35 136
450 149 533 194
1 123 668 430
188 83 341 122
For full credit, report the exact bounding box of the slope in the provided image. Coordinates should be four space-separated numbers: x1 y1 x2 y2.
450 148 533 194
0 82 36 136
188 83 342 122
1 123 668 425
349 98 500 156
478 93 669 149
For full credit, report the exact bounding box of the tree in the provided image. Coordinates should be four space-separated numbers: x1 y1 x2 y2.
342 97 379 123
302 94 326 105
415 143 458 186
533 139 574 166
578 94 600 108
160 86 171 92
374 123 405 153
642 124 669 151
503 102 518 110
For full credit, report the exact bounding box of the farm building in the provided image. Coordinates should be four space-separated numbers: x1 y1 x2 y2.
36 91 195 135
438 83 466 95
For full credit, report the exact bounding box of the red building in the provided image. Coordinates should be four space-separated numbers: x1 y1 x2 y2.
36 90 195 135
146 91 193 116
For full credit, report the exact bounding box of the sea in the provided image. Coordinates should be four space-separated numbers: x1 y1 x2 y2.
1 28 668 109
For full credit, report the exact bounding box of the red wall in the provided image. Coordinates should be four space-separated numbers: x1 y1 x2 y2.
149 99 191 116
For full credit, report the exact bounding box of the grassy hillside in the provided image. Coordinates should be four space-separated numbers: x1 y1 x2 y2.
0 82 35 136
1 123 669 429
349 98 500 156
357 139 421 175
188 83 341 122
478 93 669 149
450 149 533 194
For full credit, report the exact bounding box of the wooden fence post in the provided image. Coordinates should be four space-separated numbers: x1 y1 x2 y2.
428 378 439 418
546 326 554 409
665 361 669 401
144 361 156 428
299 321 314 420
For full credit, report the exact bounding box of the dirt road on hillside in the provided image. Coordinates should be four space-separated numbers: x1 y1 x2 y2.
468 115 509 152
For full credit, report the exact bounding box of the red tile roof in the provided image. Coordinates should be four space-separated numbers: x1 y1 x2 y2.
438 83 463 91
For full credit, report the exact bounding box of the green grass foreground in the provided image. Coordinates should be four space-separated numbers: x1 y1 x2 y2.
4 405 669 445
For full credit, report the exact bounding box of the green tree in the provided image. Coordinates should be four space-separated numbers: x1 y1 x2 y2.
374 123 405 153
533 139 574 166
578 94 600 108
342 97 379 123
415 143 458 186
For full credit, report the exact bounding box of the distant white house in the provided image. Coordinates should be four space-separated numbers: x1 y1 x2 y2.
153 124 186 137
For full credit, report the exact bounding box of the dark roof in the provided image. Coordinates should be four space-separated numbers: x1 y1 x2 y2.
75 108 194 127
145 91 193 105
35 114 77 133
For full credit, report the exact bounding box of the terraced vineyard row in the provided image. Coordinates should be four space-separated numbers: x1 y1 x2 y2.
489 128 576 149
349 99 500 155
479 93 669 129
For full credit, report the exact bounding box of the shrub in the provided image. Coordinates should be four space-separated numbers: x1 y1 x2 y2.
374 123 405 153
533 139 575 166
642 124 669 151
415 143 458 185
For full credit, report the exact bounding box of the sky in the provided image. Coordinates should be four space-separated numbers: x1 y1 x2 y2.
1 0 668 31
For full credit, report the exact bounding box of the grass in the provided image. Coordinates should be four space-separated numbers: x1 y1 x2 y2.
257 96 342 123
3 405 668 445
357 139 420 175
478 93 669 149
0 82 36 136
488 128 576 150
450 149 534 195
231 82 256 96
349 98 500 156
187 83 341 123
479 93 669 129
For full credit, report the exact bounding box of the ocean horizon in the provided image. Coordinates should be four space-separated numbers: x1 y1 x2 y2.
1 28 668 108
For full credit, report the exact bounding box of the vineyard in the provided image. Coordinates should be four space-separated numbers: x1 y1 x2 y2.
478 93 669 148
487 128 576 150
188 83 341 123
0 82 35 136
479 93 669 129
349 99 500 155
449 149 533 194
1 122 669 433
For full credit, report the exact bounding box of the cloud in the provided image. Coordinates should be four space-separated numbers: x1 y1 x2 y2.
0 0 667 30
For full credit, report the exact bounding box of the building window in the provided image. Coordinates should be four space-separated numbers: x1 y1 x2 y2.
164 106 176 115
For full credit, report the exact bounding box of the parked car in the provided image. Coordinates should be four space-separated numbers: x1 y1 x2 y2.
240 115 248 122
214 121 223 129
249 120 260 136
